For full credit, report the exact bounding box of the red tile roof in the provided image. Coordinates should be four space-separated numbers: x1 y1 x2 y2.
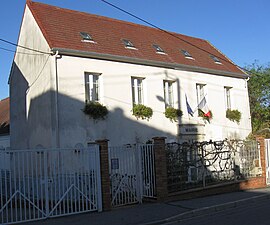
0 97 10 135
27 1 245 76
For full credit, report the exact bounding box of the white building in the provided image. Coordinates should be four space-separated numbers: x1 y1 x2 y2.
9 1 251 149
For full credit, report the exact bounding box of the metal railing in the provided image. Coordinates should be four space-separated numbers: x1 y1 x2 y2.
0 147 102 224
141 145 156 198
166 140 261 193
108 144 156 207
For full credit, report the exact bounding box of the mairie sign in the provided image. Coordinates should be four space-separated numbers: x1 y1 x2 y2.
179 124 205 135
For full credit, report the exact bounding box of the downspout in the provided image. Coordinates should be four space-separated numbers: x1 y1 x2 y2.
54 50 60 148
176 77 181 143
245 76 252 127
245 76 250 85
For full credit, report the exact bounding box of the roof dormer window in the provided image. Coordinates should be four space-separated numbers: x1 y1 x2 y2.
181 49 194 59
210 55 222 64
80 32 94 43
153 44 165 54
122 39 137 49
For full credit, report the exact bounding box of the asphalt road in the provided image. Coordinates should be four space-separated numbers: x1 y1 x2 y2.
165 198 270 225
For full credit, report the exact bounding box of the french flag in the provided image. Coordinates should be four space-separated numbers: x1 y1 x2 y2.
198 96 211 118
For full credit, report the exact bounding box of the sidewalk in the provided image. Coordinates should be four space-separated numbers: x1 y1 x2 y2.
22 187 270 225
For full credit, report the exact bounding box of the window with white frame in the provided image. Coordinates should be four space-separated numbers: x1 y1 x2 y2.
131 77 144 105
80 32 95 43
196 83 206 103
85 73 100 102
210 55 222 64
122 39 136 49
196 83 206 115
153 44 165 54
224 86 232 110
181 49 193 59
163 80 174 108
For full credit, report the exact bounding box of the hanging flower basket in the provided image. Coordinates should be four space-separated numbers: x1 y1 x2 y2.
132 104 153 120
226 109 241 123
83 101 108 120
164 107 183 122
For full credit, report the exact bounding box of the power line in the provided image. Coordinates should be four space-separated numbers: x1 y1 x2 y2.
0 46 16 53
0 46 46 55
99 0 255 76
0 38 51 55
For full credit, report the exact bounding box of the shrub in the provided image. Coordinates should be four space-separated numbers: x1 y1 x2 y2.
132 104 153 120
83 101 108 120
226 109 241 123
165 107 183 122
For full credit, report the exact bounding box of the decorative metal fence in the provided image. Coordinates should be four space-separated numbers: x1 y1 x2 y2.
166 140 261 193
140 145 156 198
108 144 156 207
0 147 102 225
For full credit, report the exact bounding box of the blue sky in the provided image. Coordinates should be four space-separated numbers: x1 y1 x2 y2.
0 0 269 100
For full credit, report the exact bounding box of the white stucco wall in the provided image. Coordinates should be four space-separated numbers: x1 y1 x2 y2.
55 55 252 147
10 6 55 149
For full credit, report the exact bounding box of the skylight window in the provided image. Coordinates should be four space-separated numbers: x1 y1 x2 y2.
122 39 136 49
181 49 193 59
153 44 165 54
210 55 222 64
80 32 94 42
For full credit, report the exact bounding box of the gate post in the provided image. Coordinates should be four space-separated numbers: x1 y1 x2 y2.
256 137 267 185
96 139 111 211
152 137 168 202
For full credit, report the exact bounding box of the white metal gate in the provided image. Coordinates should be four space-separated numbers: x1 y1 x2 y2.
109 144 156 207
0 146 102 224
265 139 270 185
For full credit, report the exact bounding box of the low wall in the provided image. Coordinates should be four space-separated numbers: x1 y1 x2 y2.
166 177 266 201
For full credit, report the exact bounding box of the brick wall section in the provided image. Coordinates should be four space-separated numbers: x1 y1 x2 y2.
239 177 266 190
167 182 241 201
153 137 168 202
96 139 111 211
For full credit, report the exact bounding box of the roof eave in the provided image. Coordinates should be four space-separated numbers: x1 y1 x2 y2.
51 48 248 79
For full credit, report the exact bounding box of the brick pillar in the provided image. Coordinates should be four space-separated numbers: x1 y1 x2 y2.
96 139 111 211
256 137 267 186
153 137 168 202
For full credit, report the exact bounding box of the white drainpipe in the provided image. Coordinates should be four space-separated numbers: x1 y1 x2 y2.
54 50 60 148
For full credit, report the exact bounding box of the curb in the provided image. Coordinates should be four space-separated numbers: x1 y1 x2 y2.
141 193 270 225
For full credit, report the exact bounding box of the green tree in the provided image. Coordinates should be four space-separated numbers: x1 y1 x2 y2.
246 62 270 134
